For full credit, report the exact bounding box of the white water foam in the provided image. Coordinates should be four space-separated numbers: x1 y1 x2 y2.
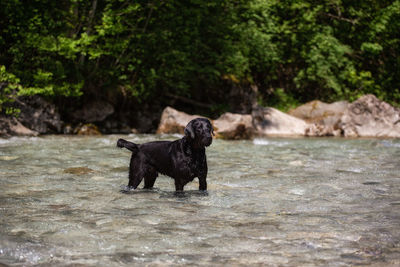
253 138 290 147
252 138 271 146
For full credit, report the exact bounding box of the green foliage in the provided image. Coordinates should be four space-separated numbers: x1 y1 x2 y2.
259 88 299 112
0 0 399 115
0 65 21 114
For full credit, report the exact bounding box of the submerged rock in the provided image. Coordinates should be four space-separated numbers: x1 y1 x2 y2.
64 167 94 175
252 107 310 137
0 155 20 161
213 112 253 139
339 94 400 138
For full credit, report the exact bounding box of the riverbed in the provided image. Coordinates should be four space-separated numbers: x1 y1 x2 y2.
1 135 399 266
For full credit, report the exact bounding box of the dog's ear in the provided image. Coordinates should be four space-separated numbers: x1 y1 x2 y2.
184 120 195 139
210 122 215 136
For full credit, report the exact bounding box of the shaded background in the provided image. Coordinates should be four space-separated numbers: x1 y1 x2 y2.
1 0 399 131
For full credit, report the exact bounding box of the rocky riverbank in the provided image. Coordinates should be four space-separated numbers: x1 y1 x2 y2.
1 94 399 139
157 94 400 139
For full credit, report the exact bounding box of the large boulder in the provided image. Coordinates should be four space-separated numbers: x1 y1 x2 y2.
157 107 254 139
213 112 253 139
0 116 38 137
289 100 349 126
156 106 203 134
155 95 400 139
14 96 62 134
289 100 349 137
252 106 310 136
339 94 400 138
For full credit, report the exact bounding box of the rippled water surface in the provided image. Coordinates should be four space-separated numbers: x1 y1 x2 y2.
1 135 399 266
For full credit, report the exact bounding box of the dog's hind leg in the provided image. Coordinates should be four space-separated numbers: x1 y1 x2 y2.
128 169 144 189
127 153 146 189
143 166 158 189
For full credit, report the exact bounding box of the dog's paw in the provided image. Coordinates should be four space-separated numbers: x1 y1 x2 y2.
120 185 135 194
173 191 186 198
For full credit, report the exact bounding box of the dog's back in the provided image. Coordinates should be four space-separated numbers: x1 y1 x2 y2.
117 139 175 174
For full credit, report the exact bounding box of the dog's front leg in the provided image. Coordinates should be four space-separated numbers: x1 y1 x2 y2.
174 179 184 192
198 175 207 191
198 160 208 191
174 179 187 197
198 163 208 191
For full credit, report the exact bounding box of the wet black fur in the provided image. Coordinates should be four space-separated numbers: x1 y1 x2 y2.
117 118 213 192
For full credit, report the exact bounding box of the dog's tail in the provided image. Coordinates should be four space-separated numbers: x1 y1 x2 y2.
117 139 139 154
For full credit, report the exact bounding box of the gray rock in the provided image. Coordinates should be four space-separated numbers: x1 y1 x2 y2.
155 94 400 139
72 100 114 123
289 100 348 137
14 96 62 134
305 123 342 137
157 107 254 139
339 94 400 138
0 116 38 137
213 112 253 139
156 106 204 135
64 167 94 175
289 100 348 125
252 106 310 137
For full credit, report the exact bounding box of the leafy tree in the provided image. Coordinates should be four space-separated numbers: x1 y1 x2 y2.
0 0 399 118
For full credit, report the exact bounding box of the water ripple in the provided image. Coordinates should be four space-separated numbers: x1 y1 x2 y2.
0 135 399 266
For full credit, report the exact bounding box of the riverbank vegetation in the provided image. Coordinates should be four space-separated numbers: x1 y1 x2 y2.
1 0 399 117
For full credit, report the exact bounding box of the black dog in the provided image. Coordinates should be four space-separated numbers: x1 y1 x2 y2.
117 118 213 192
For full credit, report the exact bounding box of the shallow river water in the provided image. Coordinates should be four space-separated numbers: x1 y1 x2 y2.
0 135 399 266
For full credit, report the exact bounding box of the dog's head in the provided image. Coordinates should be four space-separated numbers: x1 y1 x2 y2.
184 118 214 147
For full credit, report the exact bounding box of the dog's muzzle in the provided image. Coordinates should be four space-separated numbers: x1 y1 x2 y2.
203 136 213 147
